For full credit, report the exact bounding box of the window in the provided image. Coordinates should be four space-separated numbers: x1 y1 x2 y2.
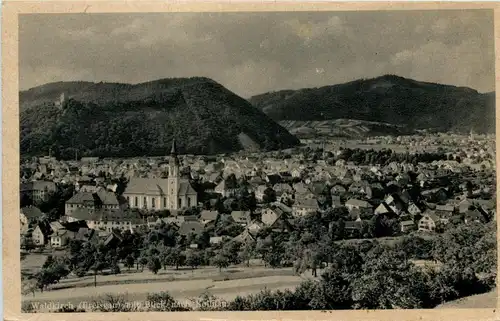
163 197 167 208
152 198 156 208
187 197 191 207
143 197 147 207
178 198 182 208
134 197 138 207
126 196 130 203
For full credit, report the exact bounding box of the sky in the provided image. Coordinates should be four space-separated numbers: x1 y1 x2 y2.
19 10 495 97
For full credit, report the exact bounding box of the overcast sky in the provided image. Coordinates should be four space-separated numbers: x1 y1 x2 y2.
20 10 494 97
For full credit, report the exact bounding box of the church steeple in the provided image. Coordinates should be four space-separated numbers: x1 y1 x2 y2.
169 139 180 176
170 139 177 156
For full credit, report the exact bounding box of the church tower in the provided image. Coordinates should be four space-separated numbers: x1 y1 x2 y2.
167 139 180 209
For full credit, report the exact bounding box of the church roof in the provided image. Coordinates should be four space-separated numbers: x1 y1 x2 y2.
178 180 197 195
124 177 167 195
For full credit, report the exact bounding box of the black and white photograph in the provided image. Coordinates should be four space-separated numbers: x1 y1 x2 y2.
15 8 496 313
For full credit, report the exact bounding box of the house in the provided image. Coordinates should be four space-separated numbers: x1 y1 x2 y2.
50 229 76 248
123 141 197 211
70 208 144 232
20 206 44 227
214 179 238 197
418 212 440 232
344 221 363 233
246 221 264 235
269 215 294 233
233 229 256 244
291 168 304 178
209 236 225 245
262 207 282 226
255 185 268 201
330 185 347 196
384 194 407 215
464 209 484 224
20 180 57 203
32 221 53 246
65 189 120 217
293 182 309 195
200 210 219 225
231 211 251 226
292 199 319 217
407 202 423 216
273 183 293 194
435 204 455 217
178 221 204 236
400 220 416 233
345 199 373 214
374 202 393 216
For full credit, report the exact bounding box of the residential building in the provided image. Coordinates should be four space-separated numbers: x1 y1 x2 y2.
292 199 319 217
345 199 373 214
20 206 44 227
200 210 219 225
20 180 57 203
65 189 120 216
32 221 52 246
418 212 439 232
231 210 251 226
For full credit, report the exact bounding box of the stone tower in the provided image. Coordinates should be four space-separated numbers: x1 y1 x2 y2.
167 139 180 209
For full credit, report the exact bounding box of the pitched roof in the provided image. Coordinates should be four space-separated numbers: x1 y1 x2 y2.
345 199 372 208
34 221 52 236
421 210 439 223
200 210 219 221
96 190 119 205
178 180 197 196
124 177 168 195
21 206 43 219
293 198 319 208
66 192 95 204
435 204 455 212
400 220 415 226
231 211 250 223
178 221 204 235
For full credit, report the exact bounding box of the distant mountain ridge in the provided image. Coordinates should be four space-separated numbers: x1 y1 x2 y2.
249 75 495 134
20 77 300 158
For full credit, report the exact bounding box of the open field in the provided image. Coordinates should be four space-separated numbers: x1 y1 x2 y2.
22 268 307 312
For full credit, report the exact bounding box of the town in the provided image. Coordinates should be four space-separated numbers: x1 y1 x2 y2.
20 131 496 312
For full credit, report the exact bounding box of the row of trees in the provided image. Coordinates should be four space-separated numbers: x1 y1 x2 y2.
26 220 494 312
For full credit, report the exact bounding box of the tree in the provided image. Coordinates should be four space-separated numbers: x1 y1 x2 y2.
147 256 162 274
124 255 135 271
310 268 352 309
138 256 149 272
111 261 121 275
185 250 202 270
262 187 277 203
211 252 230 272
238 242 255 267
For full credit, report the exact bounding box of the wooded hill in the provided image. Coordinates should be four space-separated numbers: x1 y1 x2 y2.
20 77 300 158
249 75 495 134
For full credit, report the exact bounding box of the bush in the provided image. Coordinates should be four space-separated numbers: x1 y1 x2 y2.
146 291 190 311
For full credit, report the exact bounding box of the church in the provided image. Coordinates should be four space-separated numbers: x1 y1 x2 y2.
123 140 198 211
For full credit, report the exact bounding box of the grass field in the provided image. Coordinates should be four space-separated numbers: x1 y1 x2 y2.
22 266 307 312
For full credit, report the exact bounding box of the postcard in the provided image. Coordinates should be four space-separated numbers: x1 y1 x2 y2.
2 1 499 320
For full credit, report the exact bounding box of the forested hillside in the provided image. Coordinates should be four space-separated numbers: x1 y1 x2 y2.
20 78 300 158
250 75 495 134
